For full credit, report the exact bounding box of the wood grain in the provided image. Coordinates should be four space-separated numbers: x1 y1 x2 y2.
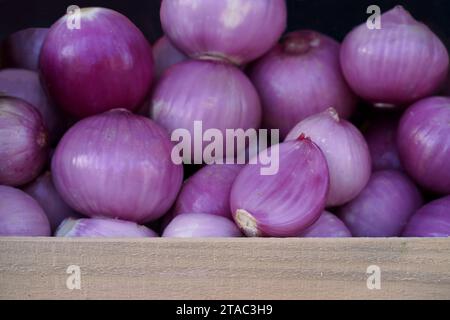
0 238 449 300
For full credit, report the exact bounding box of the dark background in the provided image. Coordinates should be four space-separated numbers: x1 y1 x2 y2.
0 0 449 46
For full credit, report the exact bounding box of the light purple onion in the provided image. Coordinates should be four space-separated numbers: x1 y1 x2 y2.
160 0 287 65
151 60 262 163
397 97 450 194
56 218 158 238
0 68 65 144
23 171 81 232
286 108 371 206
153 36 187 79
339 170 423 237
52 109 183 223
40 7 154 118
341 6 449 107
1 28 49 71
163 213 242 238
230 138 330 237
250 30 357 138
403 196 450 237
0 185 50 236
0 96 49 186
299 212 352 238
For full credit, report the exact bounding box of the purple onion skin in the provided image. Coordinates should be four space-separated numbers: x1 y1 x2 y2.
1 28 48 71
230 138 330 237
151 60 262 162
23 171 81 232
40 7 154 118
0 97 49 186
286 108 371 207
173 164 243 220
56 218 158 238
250 30 357 138
163 213 242 238
0 185 50 236
339 170 423 237
299 212 352 238
403 196 450 237
160 0 287 65
153 36 187 79
0 69 65 144
397 97 450 194
341 6 449 107
52 109 183 224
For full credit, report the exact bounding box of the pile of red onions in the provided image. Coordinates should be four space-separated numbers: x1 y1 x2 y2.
160 0 287 65
153 36 188 79
341 6 449 107
251 31 357 138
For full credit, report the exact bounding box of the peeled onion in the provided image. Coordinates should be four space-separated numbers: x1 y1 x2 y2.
341 6 449 106
153 36 187 79
299 212 352 238
40 7 154 118
251 30 357 138
0 185 50 236
52 109 183 223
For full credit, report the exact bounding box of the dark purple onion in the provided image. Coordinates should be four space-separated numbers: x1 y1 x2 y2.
0 96 49 186
299 212 352 238
153 36 187 79
52 109 183 223
339 170 423 237
0 185 50 236
397 97 450 194
250 30 357 138
40 7 154 118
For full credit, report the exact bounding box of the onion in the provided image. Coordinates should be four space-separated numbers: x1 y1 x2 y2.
56 218 158 238
153 36 187 79
52 109 183 223
286 108 371 206
23 171 81 232
403 196 450 237
150 60 262 163
160 0 287 65
0 68 65 144
341 6 449 107
397 96 450 194
1 28 48 71
0 96 49 186
40 7 154 118
0 185 50 236
250 30 357 138
299 212 352 238
162 213 242 238
230 137 329 237
338 170 423 237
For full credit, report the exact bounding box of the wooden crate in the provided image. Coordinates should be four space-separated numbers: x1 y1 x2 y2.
0 237 449 300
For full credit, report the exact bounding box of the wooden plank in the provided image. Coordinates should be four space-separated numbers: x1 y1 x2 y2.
0 238 449 300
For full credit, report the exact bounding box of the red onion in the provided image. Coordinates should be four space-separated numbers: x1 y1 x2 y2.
230 138 329 237
151 60 261 163
163 213 242 238
338 170 423 237
0 96 49 186
23 171 81 232
0 68 65 144
1 28 48 71
250 30 357 138
341 6 449 107
286 108 371 207
299 212 352 238
40 7 154 118
397 97 450 194
52 109 183 223
56 218 158 238
160 0 287 65
153 36 187 79
403 196 450 237
0 185 50 236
